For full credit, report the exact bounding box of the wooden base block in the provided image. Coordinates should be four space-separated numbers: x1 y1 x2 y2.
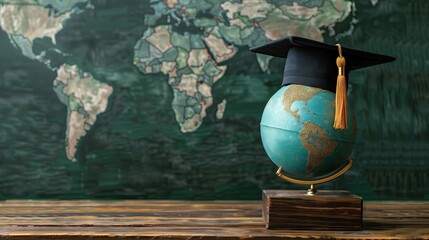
263 190 362 230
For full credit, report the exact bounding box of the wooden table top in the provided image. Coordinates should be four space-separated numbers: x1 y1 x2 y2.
0 200 427 239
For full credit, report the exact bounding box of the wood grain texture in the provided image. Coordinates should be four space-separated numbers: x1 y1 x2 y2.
263 190 362 230
0 199 427 239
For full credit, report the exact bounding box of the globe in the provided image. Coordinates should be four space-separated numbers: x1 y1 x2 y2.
261 84 357 181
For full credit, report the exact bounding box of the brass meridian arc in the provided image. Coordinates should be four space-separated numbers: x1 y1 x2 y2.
276 158 353 195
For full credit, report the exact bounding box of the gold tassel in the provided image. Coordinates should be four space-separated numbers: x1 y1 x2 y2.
334 44 347 129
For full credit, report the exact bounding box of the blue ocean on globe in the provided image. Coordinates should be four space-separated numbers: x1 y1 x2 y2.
260 84 357 181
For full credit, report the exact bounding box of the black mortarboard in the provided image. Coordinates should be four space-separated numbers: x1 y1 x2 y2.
250 36 395 129
250 36 395 92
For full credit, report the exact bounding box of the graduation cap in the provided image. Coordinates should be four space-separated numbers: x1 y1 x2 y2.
250 36 395 130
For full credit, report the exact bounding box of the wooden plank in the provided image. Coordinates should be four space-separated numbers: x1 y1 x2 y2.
0 200 426 239
1 225 429 239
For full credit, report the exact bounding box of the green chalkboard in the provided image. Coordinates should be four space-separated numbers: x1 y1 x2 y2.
0 0 427 200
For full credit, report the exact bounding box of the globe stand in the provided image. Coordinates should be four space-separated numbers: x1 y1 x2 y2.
307 184 318 195
275 158 353 195
263 158 362 230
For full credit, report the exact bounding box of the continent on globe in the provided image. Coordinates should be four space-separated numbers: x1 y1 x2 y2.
283 85 338 175
300 121 337 175
283 85 322 121
53 65 113 161
135 0 353 132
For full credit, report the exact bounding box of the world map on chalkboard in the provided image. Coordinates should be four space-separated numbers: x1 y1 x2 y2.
0 0 352 161
0 0 428 200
